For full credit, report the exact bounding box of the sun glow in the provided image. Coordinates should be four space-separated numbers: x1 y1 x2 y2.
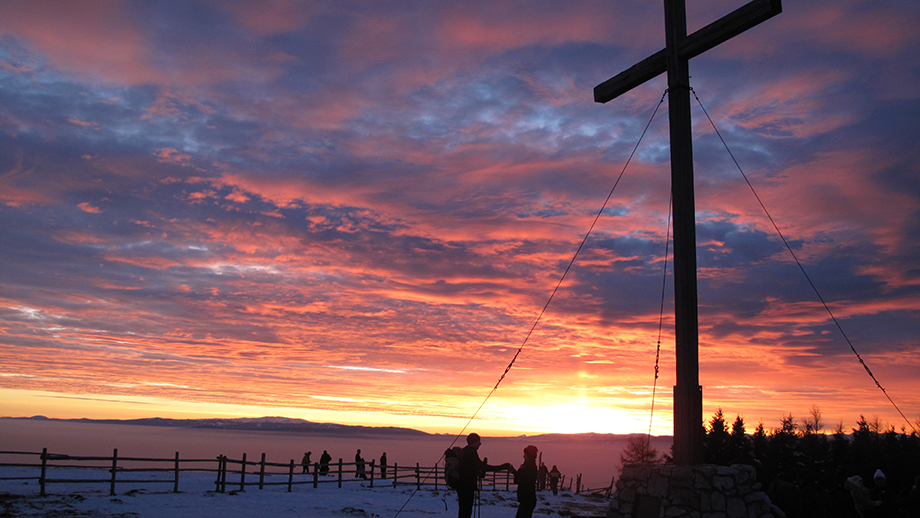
1 388 679 437
500 403 663 435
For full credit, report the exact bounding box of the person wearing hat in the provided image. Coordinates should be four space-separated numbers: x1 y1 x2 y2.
457 433 513 518
870 469 893 515
514 445 539 518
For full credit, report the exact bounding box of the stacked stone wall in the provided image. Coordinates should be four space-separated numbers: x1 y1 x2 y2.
606 464 783 518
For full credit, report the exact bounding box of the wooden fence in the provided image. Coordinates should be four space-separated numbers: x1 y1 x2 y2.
0 449 518 497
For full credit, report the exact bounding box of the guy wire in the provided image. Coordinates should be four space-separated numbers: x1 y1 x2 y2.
392 89 668 517
455 89 669 438
690 87 917 434
648 192 672 448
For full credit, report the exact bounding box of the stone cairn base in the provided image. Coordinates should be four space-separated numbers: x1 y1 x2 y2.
605 464 785 518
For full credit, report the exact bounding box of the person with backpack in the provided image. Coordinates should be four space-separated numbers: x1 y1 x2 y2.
445 446 463 488
514 445 539 518
453 433 513 518
548 465 561 496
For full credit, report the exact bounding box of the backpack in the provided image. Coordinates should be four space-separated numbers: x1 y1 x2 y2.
444 446 463 489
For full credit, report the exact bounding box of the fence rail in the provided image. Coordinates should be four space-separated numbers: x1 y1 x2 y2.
0 449 521 497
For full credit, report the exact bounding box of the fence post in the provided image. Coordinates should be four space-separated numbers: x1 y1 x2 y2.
215 456 222 492
313 463 319 488
288 459 294 492
40 448 47 497
221 456 228 493
369 460 375 488
110 448 118 496
416 463 421 491
174 452 180 493
393 463 398 488
259 453 266 490
434 463 439 491
240 453 247 492
337 458 343 488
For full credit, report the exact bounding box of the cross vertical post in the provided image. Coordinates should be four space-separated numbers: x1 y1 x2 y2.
665 0 703 467
593 0 781 466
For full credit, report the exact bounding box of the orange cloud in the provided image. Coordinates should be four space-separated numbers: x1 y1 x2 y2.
66 117 100 129
224 190 250 203
77 202 102 214
156 148 193 165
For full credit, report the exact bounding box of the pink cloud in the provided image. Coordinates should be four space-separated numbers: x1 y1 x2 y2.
103 255 185 270
224 190 250 203
66 118 100 129
0 188 51 207
54 230 106 245
220 0 317 36
232 90 369 132
441 11 609 51
0 0 152 85
703 146 917 258
0 1 292 87
187 191 215 201
142 90 216 120
156 148 193 165
0 148 55 207
77 202 102 214
702 70 854 139
791 4 920 57
210 173 367 209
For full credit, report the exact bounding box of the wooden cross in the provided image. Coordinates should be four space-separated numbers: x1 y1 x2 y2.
594 0 781 466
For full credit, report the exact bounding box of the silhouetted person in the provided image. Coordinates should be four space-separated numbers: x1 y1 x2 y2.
548 465 561 496
538 462 548 491
870 470 894 516
380 452 388 479
456 433 513 518
302 451 311 473
355 449 367 479
514 445 539 518
319 450 331 475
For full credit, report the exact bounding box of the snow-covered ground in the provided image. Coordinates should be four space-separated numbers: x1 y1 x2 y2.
0 468 612 518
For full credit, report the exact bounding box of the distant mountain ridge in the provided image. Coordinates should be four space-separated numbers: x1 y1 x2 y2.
4 416 673 440
3 415 433 437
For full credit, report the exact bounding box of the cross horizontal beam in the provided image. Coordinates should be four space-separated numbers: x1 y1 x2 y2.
594 0 781 103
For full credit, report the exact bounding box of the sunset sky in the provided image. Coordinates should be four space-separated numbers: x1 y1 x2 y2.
1 0 918 437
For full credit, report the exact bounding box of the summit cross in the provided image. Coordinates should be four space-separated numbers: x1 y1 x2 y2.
594 0 781 466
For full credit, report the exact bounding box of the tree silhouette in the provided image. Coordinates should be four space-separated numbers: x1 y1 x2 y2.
619 435 662 465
